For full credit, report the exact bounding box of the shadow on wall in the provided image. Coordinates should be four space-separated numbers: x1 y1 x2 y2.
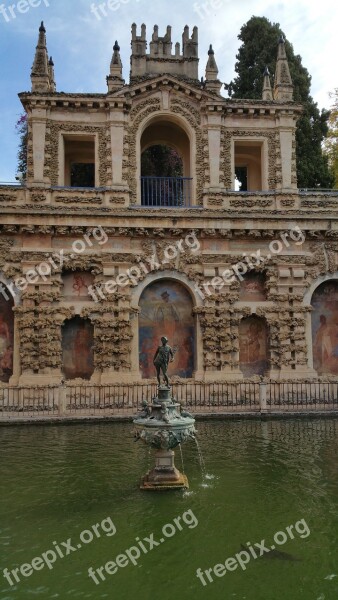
0 286 14 383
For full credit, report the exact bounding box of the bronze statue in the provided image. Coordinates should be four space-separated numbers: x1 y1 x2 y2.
153 336 174 386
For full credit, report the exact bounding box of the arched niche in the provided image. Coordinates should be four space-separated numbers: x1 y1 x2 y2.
141 120 190 176
311 280 338 375
61 316 94 380
239 315 270 377
139 279 195 379
0 284 14 383
137 112 196 206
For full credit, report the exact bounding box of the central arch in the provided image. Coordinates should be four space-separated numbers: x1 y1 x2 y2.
138 278 196 379
136 112 196 206
141 119 191 177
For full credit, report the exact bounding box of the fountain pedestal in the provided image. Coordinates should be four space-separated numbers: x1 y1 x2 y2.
141 449 188 490
134 385 195 491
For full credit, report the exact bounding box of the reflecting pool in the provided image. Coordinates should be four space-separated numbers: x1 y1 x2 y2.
1 419 338 600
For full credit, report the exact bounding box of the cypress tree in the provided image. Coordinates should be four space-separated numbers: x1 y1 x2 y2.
225 16 334 188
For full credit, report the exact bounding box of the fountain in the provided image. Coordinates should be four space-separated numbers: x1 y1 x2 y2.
134 336 196 490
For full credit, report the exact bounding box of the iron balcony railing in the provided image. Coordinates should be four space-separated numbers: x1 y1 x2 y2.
141 176 193 207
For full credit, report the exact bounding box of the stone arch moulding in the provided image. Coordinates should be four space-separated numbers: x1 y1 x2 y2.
130 271 203 380
135 111 197 206
303 272 338 306
0 274 21 307
303 272 338 373
305 274 338 376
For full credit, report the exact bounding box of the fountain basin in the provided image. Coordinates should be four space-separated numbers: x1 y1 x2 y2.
133 386 196 490
134 403 196 450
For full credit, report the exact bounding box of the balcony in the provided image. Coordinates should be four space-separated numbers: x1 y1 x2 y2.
141 177 192 208
1 182 338 212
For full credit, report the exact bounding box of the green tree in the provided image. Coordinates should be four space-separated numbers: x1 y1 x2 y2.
15 114 28 180
141 145 183 177
324 89 338 188
225 16 334 189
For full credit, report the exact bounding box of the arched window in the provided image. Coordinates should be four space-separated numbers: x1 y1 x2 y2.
311 281 338 375
140 118 192 207
239 315 270 377
61 316 94 380
139 279 195 378
0 286 14 383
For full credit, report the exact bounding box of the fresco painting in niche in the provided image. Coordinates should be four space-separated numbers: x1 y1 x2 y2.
62 317 94 380
139 280 194 378
239 273 267 301
62 272 94 301
0 290 14 383
312 281 338 375
239 316 269 377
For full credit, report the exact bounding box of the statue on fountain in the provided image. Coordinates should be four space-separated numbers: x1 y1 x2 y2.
153 336 174 387
134 334 196 490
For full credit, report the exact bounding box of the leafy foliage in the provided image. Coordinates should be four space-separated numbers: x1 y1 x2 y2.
323 89 338 188
225 16 334 188
15 114 28 180
141 145 183 177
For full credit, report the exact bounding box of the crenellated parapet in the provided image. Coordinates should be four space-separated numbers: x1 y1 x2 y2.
130 23 199 82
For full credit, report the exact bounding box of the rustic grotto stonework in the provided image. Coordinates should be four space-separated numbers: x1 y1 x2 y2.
1 22 338 388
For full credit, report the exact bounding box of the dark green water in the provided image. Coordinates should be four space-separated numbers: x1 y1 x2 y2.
1 419 338 600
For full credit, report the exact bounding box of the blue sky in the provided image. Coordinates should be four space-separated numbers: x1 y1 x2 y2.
0 0 337 181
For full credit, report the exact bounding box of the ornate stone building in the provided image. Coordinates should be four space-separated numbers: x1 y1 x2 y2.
1 22 338 388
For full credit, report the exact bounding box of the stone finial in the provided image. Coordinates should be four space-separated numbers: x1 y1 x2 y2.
204 44 222 94
273 35 293 101
107 40 125 92
48 56 56 92
31 21 51 92
262 66 273 101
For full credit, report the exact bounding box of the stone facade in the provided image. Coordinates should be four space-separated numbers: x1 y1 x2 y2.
1 22 338 388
